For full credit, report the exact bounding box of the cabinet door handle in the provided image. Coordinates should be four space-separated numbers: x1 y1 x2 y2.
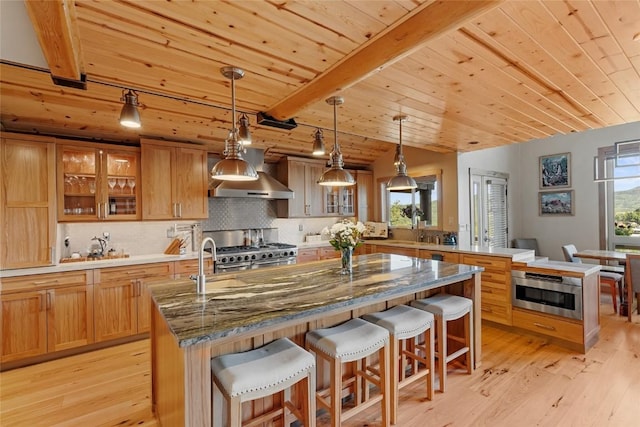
533 322 556 331
178 203 183 218
39 294 45 312
173 203 177 218
46 292 52 310
104 202 109 219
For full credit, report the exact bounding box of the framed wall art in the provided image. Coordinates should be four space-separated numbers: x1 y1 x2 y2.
539 190 574 216
539 152 571 189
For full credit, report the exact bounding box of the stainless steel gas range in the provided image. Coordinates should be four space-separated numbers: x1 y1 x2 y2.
202 228 298 272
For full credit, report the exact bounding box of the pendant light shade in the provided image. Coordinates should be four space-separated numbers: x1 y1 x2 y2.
119 89 141 128
211 66 258 181
312 128 325 156
387 115 417 190
318 96 355 187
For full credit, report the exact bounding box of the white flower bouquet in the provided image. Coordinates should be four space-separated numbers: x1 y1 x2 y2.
323 219 366 250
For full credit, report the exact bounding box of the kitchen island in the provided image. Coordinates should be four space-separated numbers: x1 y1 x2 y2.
150 253 483 426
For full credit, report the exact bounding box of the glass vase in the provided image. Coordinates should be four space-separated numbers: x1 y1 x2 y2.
340 247 353 275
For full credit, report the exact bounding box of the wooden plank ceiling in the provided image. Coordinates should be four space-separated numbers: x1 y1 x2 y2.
1 0 639 167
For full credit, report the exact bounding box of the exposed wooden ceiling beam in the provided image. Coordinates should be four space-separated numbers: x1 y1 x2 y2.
24 0 84 85
265 0 505 121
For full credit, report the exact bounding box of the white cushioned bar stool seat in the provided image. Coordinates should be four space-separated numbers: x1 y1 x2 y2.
211 337 316 427
305 318 391 427
362 305 435 424
411 294 473 393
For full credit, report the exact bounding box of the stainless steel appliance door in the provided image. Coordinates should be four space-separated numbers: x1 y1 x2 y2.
216 262 252 273
512 273 582 320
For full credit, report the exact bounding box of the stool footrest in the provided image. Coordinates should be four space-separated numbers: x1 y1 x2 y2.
445 346 470 363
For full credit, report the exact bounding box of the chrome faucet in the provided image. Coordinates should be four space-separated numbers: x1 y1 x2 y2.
191 237 217 295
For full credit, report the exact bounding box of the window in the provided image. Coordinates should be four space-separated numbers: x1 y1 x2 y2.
598 141 640 250
383 173 440 228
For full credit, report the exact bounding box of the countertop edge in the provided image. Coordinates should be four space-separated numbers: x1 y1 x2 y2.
0 252 208 278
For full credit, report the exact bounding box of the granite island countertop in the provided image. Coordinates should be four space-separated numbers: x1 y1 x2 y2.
150 253 484 348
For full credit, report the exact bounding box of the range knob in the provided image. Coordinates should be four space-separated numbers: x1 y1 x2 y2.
251 254 257 260
229 256 235 262
221 257 228 263
268 253 273 258
261 253 267 259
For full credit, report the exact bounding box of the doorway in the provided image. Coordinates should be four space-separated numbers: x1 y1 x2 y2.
470 169 509 247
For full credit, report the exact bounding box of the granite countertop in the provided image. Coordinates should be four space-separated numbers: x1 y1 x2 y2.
366 240 536 262
516 259 602 276
0 252 206 278
151 253 484 348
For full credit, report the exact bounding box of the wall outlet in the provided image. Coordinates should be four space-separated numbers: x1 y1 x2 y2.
298 224 304 231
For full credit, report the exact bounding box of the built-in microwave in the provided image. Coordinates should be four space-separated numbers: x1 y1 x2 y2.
511 271 583 320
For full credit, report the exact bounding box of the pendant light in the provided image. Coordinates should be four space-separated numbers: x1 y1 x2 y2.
119 89 141 128
312 128 325 156
387 115 417 190
318 96 355 187
211 66 258 181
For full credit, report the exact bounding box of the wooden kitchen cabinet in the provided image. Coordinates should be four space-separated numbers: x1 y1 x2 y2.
0 270 93 363
356 170 373 222
57 140 140 222
140 139 208 220
1 133 56 268
174 258 214 278
369 244 419 257
324 183 355 216
297 248 320 263
460 254 512 326
277 157 326 217
319 246 340 260
94 262 173 341
419 249 460 263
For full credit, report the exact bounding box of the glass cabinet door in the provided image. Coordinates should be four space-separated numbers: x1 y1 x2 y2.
60 147 98 219
106 151 138 218
58 144 140 222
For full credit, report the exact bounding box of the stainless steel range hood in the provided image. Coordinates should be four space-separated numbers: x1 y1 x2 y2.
209 148 294 199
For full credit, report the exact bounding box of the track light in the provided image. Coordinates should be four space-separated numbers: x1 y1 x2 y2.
210 66 258 181
312 128 325 156
119 89 141 128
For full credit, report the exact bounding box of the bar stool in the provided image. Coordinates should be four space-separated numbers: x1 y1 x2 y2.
211 337 316 427
362 305 435 424
411 294 473 393
305 318 390 427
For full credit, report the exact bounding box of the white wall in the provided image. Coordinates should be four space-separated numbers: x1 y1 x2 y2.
456 144 522 247
457 121 640 260
516 121 640 261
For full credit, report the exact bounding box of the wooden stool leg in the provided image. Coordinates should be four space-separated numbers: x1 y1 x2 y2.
389 336 399 425
229 395 242 427
330 357 340 427
610 281 618 313
379 344 391 427
437 316 447 393
426 326 435 400
464 312 472 374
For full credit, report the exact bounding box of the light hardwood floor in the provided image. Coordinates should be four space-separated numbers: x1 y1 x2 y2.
1 302 638 427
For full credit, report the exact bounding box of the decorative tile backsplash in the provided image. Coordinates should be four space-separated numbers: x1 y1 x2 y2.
201 198 276 231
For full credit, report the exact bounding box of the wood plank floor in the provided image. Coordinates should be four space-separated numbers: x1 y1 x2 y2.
1 302 638 427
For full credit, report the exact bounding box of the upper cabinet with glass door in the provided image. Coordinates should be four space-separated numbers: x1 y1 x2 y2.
57 141 140 222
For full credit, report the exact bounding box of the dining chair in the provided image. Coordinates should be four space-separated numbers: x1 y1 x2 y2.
624 253 640 322
562 244 622 314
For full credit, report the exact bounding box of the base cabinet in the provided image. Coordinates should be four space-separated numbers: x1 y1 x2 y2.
460 254 512 326
95 263 173 341
0 271 93 364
